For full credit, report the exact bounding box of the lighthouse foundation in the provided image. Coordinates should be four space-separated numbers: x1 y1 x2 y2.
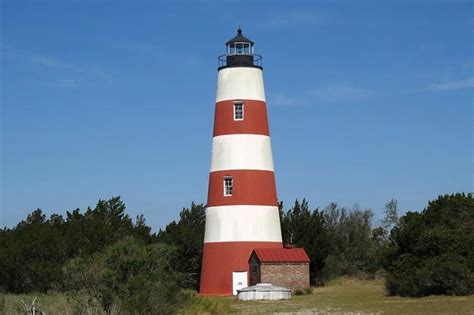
199 241 282 295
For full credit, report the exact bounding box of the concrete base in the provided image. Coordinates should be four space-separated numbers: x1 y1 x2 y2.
237 283 291 301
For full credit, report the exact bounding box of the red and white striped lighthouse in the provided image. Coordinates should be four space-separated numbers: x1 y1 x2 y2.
199 29 283 296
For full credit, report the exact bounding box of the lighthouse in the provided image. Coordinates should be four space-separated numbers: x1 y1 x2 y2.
199 29 283 296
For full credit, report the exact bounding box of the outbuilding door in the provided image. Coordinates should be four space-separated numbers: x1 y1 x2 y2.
232 271 248 295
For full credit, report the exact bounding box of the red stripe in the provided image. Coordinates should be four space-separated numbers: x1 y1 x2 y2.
213 100 270 136
207 170 278 207
199 241 283 295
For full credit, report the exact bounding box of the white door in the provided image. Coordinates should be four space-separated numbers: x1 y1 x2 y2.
232 271 248 295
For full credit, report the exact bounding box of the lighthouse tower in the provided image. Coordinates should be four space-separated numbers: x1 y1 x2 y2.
199 29 283 296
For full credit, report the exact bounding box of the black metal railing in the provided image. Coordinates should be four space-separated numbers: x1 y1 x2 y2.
218 54 263 69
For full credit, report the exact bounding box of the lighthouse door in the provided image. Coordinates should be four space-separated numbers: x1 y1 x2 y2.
232 271 248 295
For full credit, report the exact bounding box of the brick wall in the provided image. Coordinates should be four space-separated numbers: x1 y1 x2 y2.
260 263 309 290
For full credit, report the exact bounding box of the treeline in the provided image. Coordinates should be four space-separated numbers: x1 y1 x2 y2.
0 199 204 314
0 193 472 313
0 197 153 293
279 200 387 284
278 194 473 296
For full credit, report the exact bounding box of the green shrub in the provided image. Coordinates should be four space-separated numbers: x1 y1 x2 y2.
64 238 190 315
417 255 473 296
385 254 421 297
293 287 312 295
294 288 305 295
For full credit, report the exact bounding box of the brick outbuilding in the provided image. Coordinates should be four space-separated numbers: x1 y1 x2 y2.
249 247 310 290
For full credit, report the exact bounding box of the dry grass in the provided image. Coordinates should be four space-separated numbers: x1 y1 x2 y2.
0 292 104 315
182 278 474 315
1 279 472 314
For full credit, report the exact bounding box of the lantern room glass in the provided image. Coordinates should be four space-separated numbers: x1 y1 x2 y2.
227 42 252 55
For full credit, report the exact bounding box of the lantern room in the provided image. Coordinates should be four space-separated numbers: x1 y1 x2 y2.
219 28 262 70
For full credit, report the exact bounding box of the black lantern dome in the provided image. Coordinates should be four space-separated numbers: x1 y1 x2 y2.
218 28 262 70
225 28 254 47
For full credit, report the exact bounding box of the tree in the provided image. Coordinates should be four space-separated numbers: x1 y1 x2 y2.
321 204 379 280
385 193 474 297
280 199 329 285
0 209 65 293
157 203 206 290
382 199 399 232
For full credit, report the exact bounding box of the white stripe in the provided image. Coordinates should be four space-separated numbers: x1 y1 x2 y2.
216 67 266 102
210 134 274 172
204 205 282 243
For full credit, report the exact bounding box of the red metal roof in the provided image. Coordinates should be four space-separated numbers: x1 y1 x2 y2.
252 248 310 263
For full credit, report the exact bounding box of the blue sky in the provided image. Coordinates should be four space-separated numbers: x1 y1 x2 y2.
1 1 473 231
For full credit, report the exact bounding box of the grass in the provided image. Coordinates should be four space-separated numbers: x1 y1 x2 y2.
182 278 474 315
0 292 104 315
1 279 473 314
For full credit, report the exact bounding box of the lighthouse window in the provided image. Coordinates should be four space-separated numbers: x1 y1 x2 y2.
234 103 244 120
223 177 233 196
243 43 251 54
236 43 244 54
230 43 251 55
